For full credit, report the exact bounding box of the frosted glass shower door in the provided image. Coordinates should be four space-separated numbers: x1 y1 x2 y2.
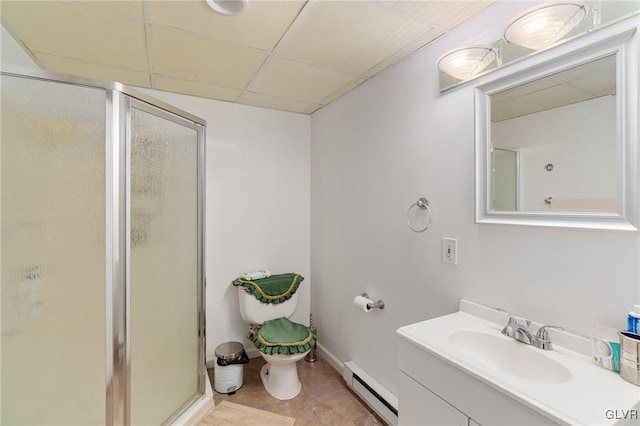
129 101 202 425
1 75 107 424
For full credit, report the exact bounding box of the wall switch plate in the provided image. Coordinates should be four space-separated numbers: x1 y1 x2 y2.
442 238 458 265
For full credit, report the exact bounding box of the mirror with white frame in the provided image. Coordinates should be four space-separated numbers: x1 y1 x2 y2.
475 18 639 231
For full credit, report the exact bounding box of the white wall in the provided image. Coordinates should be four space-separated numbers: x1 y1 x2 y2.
493 96 616 211
1 25 40 68
135 89 311 362
310 1 640 397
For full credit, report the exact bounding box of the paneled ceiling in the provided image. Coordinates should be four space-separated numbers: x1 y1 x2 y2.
1 0 495 114
491 54 616 122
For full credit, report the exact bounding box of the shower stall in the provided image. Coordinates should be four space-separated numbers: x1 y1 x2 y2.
0 68 210 425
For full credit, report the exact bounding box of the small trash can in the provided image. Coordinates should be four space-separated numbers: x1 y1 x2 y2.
214 341 249 394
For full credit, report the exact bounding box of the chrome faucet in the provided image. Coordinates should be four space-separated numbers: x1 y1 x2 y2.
497 309 564 350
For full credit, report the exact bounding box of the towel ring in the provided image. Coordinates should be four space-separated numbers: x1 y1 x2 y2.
406 197 432 233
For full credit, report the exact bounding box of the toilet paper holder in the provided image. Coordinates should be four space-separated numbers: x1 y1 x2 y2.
362 293 385 310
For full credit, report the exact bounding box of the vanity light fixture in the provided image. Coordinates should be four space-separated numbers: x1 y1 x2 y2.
504 2 587 50
437 46 497 81
206 0 248 16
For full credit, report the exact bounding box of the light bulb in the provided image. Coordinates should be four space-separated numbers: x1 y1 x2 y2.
437 47 497 81
504 3 587 50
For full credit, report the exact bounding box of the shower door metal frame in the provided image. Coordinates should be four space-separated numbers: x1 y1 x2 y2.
0 65 207 426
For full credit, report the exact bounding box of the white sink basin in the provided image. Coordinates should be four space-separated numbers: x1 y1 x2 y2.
449 330 573 384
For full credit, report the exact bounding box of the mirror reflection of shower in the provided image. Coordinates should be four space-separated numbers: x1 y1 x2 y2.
491 147 519 211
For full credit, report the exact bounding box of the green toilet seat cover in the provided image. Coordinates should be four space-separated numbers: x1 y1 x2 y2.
254 317 316 355
232 273 304 305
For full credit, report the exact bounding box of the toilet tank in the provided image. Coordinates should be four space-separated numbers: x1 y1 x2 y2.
237 286 297 325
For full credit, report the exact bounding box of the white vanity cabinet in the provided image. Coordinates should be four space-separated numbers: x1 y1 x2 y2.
399 371 469 426
398 338 556 426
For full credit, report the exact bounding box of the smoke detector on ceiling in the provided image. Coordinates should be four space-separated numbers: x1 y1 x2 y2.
206 0 248 16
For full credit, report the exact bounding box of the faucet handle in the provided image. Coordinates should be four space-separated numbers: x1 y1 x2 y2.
534 325 565 350
496 308 529 327
536 325 564 341
496 309 518 337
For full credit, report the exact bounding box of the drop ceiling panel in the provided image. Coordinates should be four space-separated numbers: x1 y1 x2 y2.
493 85 593 122
362 28 443 78
248 56 355 103
154 75 242 101
238 92 319 114
276 0 434 76
491 78 558 103
384 1 494 29
77 0 144 20
149 1 305 51
1 1 148 72
35 53 151 87
1 0 500 114
567 74 616 97
152 26 268 89
550 56 616 96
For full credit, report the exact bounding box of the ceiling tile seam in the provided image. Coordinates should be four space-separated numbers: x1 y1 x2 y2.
149 23 276 57
235 96 318 113
305 104 323 114
142 0 155 88
235 53 274 101
0 21 45 70
267 51 360 78
268 0 439 76
236 101 311 115
105 13 362 80
63 1 147 25
559 81 603 98
354 28 446 80
239 90 321 108
369 0 448 31
28 50 150 75
238 0 345 104
148 0 309 101
440 2 498 31
317 78 368 106
150 71 245 97
270 0 314 57
266 0 311 54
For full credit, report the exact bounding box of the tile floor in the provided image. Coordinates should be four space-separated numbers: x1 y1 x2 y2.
207 355 385 425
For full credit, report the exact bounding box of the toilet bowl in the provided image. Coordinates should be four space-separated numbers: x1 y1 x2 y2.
235 278 314 400
260 351 310 400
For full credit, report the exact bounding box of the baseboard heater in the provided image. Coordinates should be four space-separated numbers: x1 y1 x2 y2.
343 361 398 426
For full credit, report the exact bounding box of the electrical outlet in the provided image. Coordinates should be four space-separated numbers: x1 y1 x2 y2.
442 238 458 265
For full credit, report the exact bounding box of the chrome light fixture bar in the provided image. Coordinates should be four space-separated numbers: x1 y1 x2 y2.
504 2 587 50
437 46 497 81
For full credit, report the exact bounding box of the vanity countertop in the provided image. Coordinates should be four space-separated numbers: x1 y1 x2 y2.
397 300 640 425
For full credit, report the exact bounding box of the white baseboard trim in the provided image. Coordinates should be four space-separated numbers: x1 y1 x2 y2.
316 343 343 373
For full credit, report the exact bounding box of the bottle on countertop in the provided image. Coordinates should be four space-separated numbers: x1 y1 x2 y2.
628 305 640 334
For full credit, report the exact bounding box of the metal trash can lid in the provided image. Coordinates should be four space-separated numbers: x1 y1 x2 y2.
215 341 245 360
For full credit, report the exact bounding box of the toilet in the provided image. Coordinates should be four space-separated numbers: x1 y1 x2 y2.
236 275 315 400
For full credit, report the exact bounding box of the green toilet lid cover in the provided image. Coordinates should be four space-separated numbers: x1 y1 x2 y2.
253 317 316 355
